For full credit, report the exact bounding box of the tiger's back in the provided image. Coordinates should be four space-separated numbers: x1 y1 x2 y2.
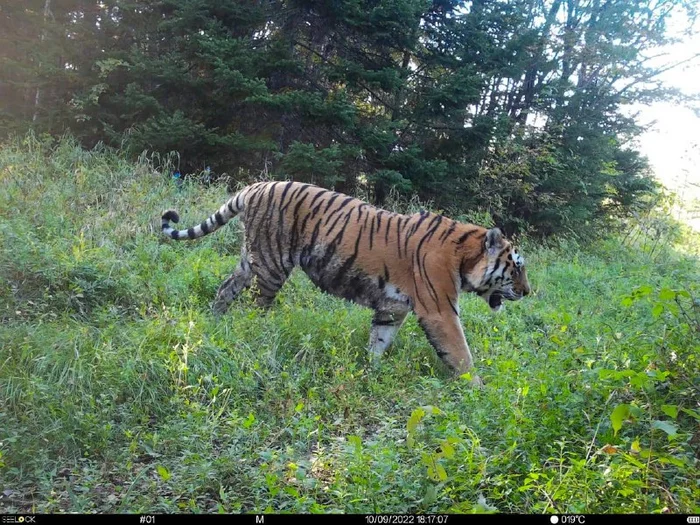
161 180 531 384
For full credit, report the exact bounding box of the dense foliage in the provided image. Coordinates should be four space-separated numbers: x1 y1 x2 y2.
3 0 696 234
1 137 699 513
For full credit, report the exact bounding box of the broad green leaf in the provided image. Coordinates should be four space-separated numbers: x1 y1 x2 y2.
441 441 455 459
436 463 448 481
658 454 686 467
629 405 644 418
611 404 631 436
651 303 664 317
424 485 438 506
681 408 700 421
637 285 653 296
658 288 676 301
621 453 645 468
242 412 256 429
407 408 426 433
651 420 678 437
156 465 171 481
348 435 362 453
661 405 678 419
631 438 641 453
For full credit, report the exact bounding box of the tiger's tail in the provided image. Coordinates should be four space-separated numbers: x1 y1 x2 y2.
161 187 250 241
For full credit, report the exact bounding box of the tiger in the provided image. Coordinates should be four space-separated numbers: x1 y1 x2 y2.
161 181 531 386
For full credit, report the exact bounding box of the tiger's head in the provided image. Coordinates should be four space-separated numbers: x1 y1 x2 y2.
464 227 531 312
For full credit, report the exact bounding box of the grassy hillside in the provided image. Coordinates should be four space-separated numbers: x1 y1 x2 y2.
1 136 698 514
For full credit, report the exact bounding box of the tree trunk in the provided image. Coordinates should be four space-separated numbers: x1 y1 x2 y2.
32 0 51 124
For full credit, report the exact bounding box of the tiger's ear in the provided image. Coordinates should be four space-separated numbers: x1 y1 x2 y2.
485 228 505 254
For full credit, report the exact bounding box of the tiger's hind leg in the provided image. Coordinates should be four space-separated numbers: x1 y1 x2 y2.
212 249 253 315
248 255 293 309
368 310 409 362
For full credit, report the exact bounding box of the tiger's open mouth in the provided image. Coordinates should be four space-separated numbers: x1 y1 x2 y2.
488 292 503 310
488 291 523 311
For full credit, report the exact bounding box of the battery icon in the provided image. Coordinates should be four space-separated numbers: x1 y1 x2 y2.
687 517 699 524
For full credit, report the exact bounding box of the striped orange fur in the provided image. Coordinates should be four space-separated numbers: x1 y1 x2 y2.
162 181 531 385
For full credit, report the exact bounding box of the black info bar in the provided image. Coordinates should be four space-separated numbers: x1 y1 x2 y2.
1 515 698 525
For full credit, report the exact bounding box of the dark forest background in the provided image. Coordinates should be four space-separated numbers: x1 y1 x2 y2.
1 0 698 235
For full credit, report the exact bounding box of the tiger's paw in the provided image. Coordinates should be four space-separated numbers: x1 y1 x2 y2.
211 299 230 317
470 374 484 388
459 372 484 388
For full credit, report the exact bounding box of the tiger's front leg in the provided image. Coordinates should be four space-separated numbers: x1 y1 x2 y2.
368 310 409 363
417 314 483 387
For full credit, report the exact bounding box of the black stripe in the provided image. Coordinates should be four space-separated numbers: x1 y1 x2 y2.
311 200 324 218
369 216 375 250
323 193 340 212
423 259 441 310
288 194 310 266
330 212 354 246
300 220 323 269
385 215 393 245
384 264 390 282
278 181 295 210
417 319 449 360
412 269 429 311
447 294 459 316
254 277 280 295
292 193 309 219
396 217 403 258
308 190 328 209
254 183 285 277
411 216 441 272
187 227 196 239
330 226 363 290
299 211 313 237
323 198 353 226
171 230 179 239
372 318 397 326
439 220 457 243
454 229 477 244
414 216 443 273
215 212 225 226
425 215 442 241
227 200 235 213
284 184 311 215
282 185 304 213
200 221 210 234
411 212 430 235
487 258 501 280
260 182 289 275
250 260 284 287
327 207 349 233
335 197 355 214
246 185 268 223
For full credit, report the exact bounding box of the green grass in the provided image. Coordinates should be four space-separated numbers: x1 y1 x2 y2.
1 135 699 514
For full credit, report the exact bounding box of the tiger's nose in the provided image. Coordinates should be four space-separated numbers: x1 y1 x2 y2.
522 285 530 297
